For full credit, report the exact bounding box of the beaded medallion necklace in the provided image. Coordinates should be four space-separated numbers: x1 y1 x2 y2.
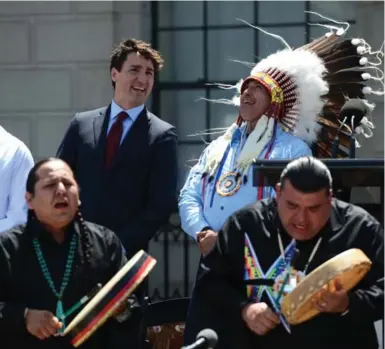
32 232 77 333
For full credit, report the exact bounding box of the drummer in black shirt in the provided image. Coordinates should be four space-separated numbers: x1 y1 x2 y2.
197 156 384 349
0 158 141 349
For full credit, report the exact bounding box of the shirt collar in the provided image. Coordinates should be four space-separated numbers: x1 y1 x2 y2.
329 199 343 232
110 100 145 123
26 214 81 245
0 126 10 141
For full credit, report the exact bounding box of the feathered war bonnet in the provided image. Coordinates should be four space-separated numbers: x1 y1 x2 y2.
210 12 384 158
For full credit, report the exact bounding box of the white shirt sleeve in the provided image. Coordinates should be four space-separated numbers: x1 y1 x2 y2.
0 144 34 233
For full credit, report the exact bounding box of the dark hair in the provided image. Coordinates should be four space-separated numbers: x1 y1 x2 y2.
109 38 164 88
279 156 332 193
26 157 92 269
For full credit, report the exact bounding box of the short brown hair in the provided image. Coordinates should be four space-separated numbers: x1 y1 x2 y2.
109 38 164 88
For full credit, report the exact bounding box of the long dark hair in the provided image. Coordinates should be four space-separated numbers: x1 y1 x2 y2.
26 157 92 268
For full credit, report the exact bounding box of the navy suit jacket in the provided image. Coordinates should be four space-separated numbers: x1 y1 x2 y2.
57 105 178 258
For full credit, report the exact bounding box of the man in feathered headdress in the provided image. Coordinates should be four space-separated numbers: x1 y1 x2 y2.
179 12 383 348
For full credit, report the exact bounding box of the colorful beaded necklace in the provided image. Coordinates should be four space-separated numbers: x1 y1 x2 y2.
32 232 77 333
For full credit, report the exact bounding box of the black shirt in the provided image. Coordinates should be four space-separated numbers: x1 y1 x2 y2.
198 198 384 349
0 218 128 349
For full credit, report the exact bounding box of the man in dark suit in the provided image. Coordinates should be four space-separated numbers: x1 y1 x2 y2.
56 38 178 261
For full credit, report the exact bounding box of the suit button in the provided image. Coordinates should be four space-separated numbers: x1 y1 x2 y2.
220 206 224 210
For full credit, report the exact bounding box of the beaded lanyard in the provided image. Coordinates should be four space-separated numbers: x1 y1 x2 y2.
33 233 77 333
277 233 322 276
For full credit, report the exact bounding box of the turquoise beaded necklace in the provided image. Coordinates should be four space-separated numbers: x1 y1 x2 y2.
32 232 77 333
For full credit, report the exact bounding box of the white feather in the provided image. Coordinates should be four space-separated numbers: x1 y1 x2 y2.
231 49 328 144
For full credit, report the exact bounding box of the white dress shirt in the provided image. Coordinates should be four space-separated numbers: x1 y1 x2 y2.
0 126 34 233
107 100 145 143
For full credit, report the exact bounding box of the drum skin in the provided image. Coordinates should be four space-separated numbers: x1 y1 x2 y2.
281 248 372 325
62 250 157 347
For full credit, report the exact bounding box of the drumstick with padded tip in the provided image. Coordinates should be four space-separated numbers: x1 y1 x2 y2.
60 283 103 321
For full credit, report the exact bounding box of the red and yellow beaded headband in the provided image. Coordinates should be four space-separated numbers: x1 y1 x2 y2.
241 72 285 120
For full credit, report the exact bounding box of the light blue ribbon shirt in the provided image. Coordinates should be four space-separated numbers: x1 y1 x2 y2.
178 124 312 240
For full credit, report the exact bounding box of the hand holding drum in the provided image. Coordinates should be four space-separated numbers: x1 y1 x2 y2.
281 248 372 325
25 309 62 340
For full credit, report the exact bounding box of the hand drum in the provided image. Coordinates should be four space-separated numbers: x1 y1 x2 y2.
281 248 371 325
62 250 157 347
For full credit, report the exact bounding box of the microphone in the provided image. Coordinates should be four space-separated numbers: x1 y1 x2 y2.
340 98 368 127
339 98 368 158
181 329 218 349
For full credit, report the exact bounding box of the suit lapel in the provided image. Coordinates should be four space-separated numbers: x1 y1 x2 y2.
93 104 111 169
109 107 149 169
